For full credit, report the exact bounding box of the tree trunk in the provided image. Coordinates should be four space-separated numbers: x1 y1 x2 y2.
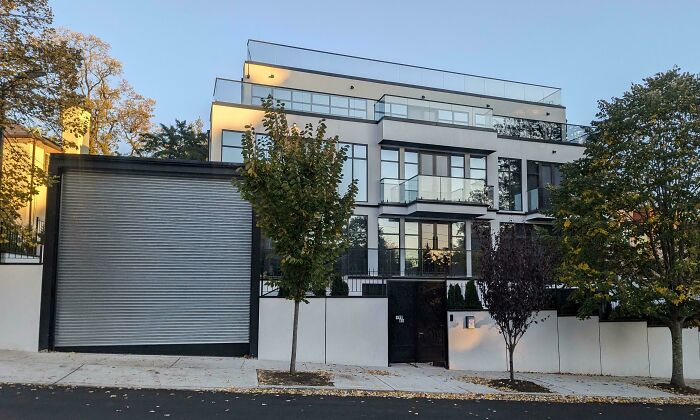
669 320 685 387
508 345 515 381
289 300 300 374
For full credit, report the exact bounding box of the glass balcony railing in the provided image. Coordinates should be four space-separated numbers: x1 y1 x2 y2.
528 187 553 213
493 115 592 144
214 78 591 144
375 95 493 129
381 175 493 206
247 40 562 105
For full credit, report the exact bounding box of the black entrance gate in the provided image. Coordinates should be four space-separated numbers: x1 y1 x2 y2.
388 280 447 365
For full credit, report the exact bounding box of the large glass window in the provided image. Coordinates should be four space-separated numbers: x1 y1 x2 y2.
342 215 368 275
252 84 368 119
471 221 490 277
498 158 522 211
469 156 486 180
450 155 465 178
404 151 418 179
221 130 244 163
381 148 399 179
378 217 400 276
339 143 367 202
527 161 562 211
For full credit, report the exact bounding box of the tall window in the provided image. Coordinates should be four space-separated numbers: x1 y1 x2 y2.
471 221 490 277
527 161 562 211
378 217 400 276
498 158 522 211
450 155 465 178
404 151 418 179
381 148 399 179
469 156 486 180
221 130 244 163
339 143 367 202
343 215 368 275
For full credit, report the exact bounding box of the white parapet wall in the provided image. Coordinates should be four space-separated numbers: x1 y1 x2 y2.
0 264 43 351
448 311 700 379
258 297 388 367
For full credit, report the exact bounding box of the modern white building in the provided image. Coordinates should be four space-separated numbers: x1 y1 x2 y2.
209 40 590 365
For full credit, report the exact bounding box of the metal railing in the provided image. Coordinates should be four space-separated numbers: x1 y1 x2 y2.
0 218 44 264
380 175 494 206
375 95 493 128
247 40 562 104
260 276 387 298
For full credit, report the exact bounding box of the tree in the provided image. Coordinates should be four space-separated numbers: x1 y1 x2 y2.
137 119 208 160
478 229 554 381
1 0 82 239
54 29 155 155
551 68 700 388
464 280 483 310
235 98 357 374
447 283 465 309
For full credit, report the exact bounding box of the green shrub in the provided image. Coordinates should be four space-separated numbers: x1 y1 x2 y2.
447 283 465 309
330 273 349 296
464 280 483 310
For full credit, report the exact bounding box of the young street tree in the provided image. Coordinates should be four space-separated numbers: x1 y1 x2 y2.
1 0 83 239
137 119 208 160
478 229 555 381
54 29 155 155
236 99 357 374
552 68 700 388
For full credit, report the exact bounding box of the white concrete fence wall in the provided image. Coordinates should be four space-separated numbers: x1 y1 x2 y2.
0 264 43 352
258 297 388 367
448 310 700 379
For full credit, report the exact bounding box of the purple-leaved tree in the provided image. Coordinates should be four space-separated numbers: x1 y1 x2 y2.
478 227 556 381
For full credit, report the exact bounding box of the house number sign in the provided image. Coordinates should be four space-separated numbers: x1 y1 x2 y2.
395 315 405 324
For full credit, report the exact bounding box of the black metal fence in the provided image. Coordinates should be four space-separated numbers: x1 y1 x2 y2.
260 276 387 298
0 218 44 264
262 247 481 279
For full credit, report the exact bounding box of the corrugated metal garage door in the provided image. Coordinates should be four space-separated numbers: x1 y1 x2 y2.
53 170 251 347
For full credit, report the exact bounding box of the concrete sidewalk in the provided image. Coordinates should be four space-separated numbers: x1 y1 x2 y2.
0 350 697 402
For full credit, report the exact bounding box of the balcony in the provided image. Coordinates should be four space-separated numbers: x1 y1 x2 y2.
247 40 562 104
493 115 592 144
380 176 493 217
261 247 481 280
375 95 493 129
381 175 493 205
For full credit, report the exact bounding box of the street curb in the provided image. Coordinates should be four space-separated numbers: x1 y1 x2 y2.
2 381 698 405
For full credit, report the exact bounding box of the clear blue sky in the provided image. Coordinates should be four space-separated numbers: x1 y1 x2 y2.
51 0 700 129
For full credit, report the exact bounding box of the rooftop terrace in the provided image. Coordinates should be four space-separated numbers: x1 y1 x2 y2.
246 40 563 105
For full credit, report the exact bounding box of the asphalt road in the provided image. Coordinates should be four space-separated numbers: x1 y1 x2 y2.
0 384 697 419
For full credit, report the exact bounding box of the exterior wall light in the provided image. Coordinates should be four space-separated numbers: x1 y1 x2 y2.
350 85 355 90
465 316 476 329
268 74 275 79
